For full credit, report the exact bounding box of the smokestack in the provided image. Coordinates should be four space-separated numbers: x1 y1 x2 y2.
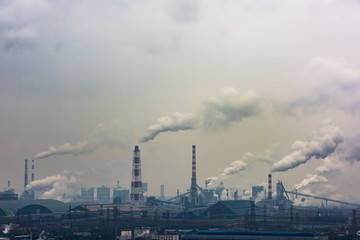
160 184 165 201
31 160 34 182
268 174 272 200
130 146 143 205
190 145 198 206
8 180 10 188
24 159 28 189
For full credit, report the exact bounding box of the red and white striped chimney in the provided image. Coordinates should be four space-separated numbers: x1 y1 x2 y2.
130 146 143 204
31 159 35 182
268 174 272 199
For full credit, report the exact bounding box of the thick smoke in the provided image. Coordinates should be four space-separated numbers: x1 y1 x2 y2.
34 120 124 160
293 133 358 196
271 120 344 172
25 171 80 202
140 88 262 142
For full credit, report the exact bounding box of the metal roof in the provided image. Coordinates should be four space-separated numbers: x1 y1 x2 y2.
0 199 70 216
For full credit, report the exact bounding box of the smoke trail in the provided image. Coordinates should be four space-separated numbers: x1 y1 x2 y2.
140 112 198 143
140 88 262 142
271 120 344 172
34 119 124 160
34 141 94 160
206 151 255 188
294 175 328 190
25 172 80 202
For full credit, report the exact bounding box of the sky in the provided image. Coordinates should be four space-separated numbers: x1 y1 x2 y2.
1 0 360 204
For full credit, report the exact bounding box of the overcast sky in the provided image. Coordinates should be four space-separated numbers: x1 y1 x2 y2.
1 0 360 203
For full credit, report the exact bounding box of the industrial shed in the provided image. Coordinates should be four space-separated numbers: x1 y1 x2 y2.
203 200 261 219
0 199 70 216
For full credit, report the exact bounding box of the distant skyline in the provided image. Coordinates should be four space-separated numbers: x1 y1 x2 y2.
1 0 360 203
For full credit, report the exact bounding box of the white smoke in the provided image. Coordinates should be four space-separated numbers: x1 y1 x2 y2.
140 88 262 142
34 119 124 160
2 223 14 234
34 141 93 160
294 175 328 190
25 171 80 202
207 159 248 189
140 112 198 143
271 120 344 172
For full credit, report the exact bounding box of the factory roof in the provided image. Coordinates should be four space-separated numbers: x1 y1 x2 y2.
73 203 142 212
0 199 70 216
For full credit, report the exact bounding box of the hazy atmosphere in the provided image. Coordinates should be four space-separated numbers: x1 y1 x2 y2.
1 0 360 203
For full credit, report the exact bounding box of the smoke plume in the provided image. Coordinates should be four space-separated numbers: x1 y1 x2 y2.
294 175 328 190
25 171 80 202
140 112 198 143
34 119 124 160
271 120 344 172
34 141 94 160
141 88 262 142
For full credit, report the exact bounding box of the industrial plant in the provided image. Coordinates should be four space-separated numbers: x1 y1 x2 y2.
0 145 359 240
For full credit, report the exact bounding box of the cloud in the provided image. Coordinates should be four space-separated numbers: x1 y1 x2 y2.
140 88 262 142
34 119 125 160
1 28 37 52
287 57 360 115
167 0 200 23
271 120 344 172
25 171 80 202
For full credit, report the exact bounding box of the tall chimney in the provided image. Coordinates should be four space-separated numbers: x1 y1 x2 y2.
130 146 143 205
190 145 197 206
268 174 272 200
24 159 28 188
160 184 165 201
31 160 35 182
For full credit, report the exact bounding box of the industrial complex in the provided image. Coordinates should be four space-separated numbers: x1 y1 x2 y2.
0 145 359 239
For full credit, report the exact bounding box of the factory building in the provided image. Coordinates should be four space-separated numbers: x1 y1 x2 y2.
81 187 95 202
252 185 264 200
113 188 129 204
97 185 110 204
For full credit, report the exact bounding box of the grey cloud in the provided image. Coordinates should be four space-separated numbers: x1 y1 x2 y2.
168 0 200 23
271 120 344 172
140 88 263 142
286 57 360 115
1 28 37 52
336 134 360 163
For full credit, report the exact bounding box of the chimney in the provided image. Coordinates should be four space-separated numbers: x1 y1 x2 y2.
130 146 143 205
24 159 28 189
190 145 197 206
268 174 272 199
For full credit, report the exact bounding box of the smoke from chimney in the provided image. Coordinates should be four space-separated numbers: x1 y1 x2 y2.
271 120 344 172
140 88 262 143
33 119 124 160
